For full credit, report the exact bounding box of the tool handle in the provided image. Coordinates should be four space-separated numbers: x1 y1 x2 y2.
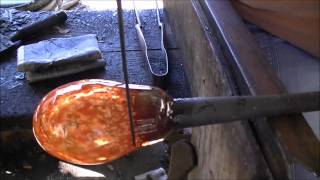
172 91 320 128
10 11 67 42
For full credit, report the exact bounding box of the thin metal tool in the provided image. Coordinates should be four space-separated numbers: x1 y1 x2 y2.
116 0 136 146
133 0 169 85
155 0 168 76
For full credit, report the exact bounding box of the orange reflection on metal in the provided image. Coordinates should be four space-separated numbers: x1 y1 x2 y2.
33 79 173 165
141 138 164 147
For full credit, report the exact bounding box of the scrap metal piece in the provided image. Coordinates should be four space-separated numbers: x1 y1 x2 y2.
116 0 136 146
17 34 102 72
135 168 167 180
14 0 52 11
0 0 32 8
133 0 168 86
41 0 58 11
60 0 80 10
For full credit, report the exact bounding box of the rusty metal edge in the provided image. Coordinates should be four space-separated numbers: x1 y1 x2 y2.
198 0 320 177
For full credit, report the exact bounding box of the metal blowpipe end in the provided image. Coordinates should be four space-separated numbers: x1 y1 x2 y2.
172 91 320 128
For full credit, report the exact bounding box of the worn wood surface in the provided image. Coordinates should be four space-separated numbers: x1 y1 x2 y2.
164 0 320 179
232 0 320 58
200 0 320 177
163 0 273 179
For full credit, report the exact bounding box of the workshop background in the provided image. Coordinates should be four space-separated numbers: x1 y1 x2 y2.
0 0 319 179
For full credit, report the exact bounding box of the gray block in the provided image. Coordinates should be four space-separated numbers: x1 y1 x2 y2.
26 59 106 83
17 34 102 72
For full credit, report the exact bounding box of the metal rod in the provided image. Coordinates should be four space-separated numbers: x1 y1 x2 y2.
116 0 135 146
172 91 320 128
155 0 161 25
155 0 169 79
133 0 141 26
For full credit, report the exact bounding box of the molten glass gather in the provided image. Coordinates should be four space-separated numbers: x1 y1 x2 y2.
33 79 173 165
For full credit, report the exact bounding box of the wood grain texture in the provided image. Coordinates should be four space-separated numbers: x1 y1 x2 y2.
163 0 272 179
238 0 319 17
201 0 320 177
231 0 320 58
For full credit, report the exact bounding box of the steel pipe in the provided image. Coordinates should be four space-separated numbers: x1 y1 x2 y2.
172 91 320 128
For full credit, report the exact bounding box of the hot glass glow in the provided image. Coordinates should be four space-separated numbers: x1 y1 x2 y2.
33 79 173 165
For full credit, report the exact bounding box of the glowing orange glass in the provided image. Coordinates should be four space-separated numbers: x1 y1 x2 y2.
33 79 173 165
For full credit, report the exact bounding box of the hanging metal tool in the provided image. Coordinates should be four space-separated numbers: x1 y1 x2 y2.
116 0 136 146
133 0 169 87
